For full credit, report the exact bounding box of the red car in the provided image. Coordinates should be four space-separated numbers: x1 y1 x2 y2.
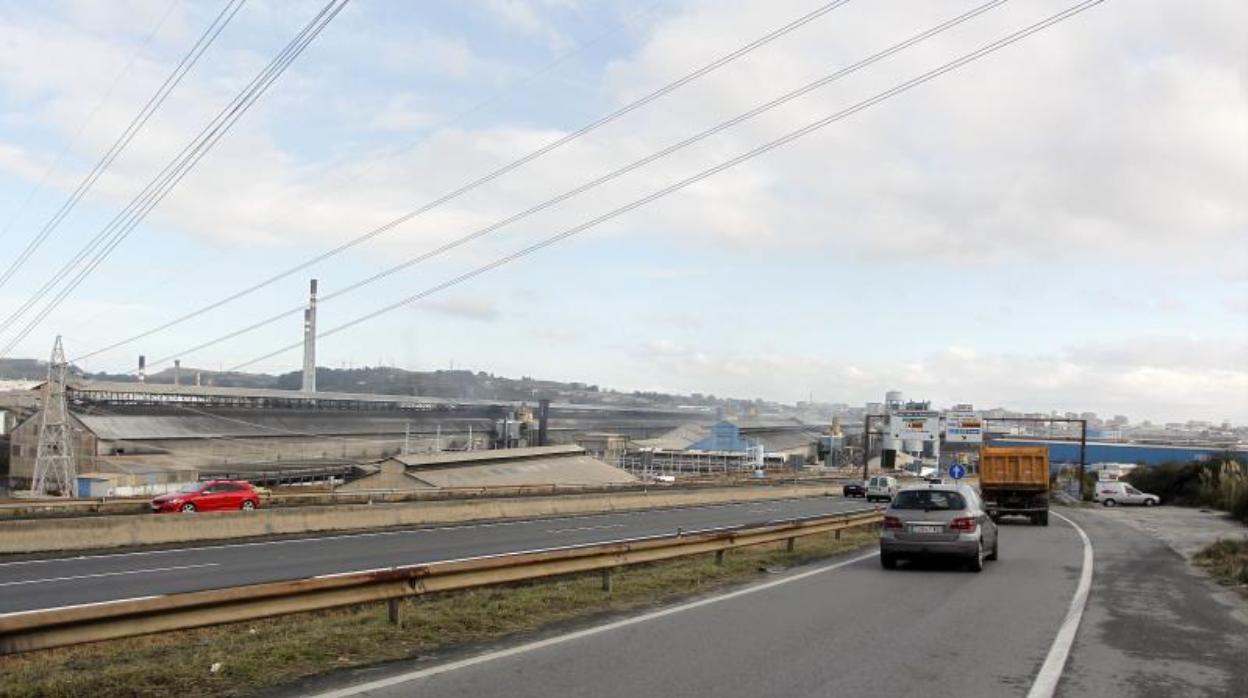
151 480 261 513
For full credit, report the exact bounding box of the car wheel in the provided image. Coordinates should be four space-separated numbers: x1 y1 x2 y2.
880 553 897 570
241 500 257 511
1144 498 1157 507
1103 499 1116 507
180 503 197 513
967 540 985 573
986 537 999 561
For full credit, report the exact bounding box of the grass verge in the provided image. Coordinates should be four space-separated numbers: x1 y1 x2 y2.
1193 538 1248 598
0 528 876 698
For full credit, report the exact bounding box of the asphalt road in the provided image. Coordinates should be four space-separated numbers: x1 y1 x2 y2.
292 507 1247 698
0 495 872 614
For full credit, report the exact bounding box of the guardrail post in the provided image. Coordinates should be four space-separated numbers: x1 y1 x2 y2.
786 537 796 553
715 549 725 566
387 598 401 625
601 568 614 593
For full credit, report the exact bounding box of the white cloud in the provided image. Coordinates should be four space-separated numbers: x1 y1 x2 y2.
628 335 1248 423
419 296 500 322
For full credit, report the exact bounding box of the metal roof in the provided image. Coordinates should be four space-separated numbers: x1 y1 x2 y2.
60 380 708 417
73 412 489 441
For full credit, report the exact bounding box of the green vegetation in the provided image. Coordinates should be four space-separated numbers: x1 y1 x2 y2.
0 529 875 698
1125 457 1248 523
1193 538 1248 596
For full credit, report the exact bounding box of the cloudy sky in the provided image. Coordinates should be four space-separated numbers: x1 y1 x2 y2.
0 0 1244 423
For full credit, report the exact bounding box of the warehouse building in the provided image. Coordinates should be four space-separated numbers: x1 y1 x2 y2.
336 445 637 491
5 380 703 490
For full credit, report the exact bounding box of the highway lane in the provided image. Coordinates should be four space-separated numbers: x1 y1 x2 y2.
301 515 1086 698
0 495 871 614
295 506 1248 698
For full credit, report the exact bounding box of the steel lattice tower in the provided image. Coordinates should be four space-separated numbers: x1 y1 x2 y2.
30 336 75 497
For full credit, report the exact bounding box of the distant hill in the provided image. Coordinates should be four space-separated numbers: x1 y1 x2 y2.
1 359 782 413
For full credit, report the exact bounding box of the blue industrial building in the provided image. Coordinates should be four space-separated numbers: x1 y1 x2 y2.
990 438 1246 469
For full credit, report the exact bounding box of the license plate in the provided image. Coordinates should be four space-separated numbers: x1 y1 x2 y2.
910 525 942 534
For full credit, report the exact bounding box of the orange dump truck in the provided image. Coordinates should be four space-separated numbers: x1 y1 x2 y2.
979 446 1050 526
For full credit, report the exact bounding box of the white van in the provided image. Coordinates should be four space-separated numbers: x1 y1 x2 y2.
1093 481 1159 507
866 475 899 503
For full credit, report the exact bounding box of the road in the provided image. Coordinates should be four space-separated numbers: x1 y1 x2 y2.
0 495 871 614
291 507 1247 698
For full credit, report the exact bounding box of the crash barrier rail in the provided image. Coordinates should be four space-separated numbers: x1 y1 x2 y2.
0 508 882 655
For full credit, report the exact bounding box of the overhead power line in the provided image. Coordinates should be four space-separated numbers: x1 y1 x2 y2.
226 0 1108 374
70 0 856 364
0 0 351 359
0 0 245 292
0 0 182 248
128 0 1016 372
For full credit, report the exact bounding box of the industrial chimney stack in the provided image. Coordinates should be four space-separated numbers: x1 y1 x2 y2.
301 278 318 392
138 355 146 383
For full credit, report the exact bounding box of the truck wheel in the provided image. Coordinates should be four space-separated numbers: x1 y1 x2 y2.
1038 512 1049 526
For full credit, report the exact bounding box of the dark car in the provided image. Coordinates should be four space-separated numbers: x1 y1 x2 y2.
151 480 261 513
842 480 867 498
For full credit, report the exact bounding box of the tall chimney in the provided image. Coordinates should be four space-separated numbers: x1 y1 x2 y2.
301 278 318 392
538 399 550 447
138 355 146 383
173 359 181 386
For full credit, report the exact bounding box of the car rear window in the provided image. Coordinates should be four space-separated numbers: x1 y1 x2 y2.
891 490 967 511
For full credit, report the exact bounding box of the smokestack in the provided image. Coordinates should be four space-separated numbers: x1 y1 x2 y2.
173 359 181 386
538 399 550 447
301 278 318 392
138 355 146 383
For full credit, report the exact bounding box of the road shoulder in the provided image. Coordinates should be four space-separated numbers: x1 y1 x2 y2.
1057 506 1248 697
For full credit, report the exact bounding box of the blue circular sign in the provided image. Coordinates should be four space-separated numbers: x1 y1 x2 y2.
949 464 967 480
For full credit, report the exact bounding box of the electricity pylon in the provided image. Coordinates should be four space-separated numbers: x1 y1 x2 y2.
30 336 75 497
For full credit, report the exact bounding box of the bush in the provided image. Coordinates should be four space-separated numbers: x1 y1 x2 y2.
1126 457 1248 522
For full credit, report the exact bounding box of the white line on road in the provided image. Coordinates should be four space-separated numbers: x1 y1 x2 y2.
307 550 880 698
0 499 835 567
0 563 220 588
545 524 625 534
1026 510 1094 698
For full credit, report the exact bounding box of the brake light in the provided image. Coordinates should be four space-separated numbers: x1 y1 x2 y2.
949 517 977 532
883 516 903 530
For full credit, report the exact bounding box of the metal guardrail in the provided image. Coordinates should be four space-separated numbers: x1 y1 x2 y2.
0 508 881 655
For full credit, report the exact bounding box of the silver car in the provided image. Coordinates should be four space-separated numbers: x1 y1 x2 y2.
879 484 999 572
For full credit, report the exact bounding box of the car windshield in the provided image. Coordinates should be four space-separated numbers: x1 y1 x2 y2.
891 490 967 511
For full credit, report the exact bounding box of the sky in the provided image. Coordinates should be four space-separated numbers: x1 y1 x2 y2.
0 0 1244 424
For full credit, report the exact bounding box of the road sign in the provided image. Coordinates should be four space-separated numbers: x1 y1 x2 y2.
949 464 967 480
945 410 983 443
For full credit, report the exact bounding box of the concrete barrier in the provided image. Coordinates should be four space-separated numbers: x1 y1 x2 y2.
0 484 840 555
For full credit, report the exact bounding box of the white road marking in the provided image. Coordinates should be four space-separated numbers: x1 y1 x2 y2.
307 551 879 698
0 595 161 618
545 524 625 534
1026 510 1094 698
0 563 220 588
0 498 839 567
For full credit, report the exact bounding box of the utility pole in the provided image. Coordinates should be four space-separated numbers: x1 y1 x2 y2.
30 336 75 497
403 422 411 455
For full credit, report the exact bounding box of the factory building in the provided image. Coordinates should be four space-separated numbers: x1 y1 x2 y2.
990 438 1248 469
337 445 636 492
4 380 704 490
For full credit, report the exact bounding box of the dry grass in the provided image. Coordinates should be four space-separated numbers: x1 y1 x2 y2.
0 528 876 698
1193 538 1248 597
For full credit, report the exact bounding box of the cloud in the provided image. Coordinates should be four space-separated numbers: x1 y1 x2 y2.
418 296 500 322
629 336 1248 424
596 0 1248 271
